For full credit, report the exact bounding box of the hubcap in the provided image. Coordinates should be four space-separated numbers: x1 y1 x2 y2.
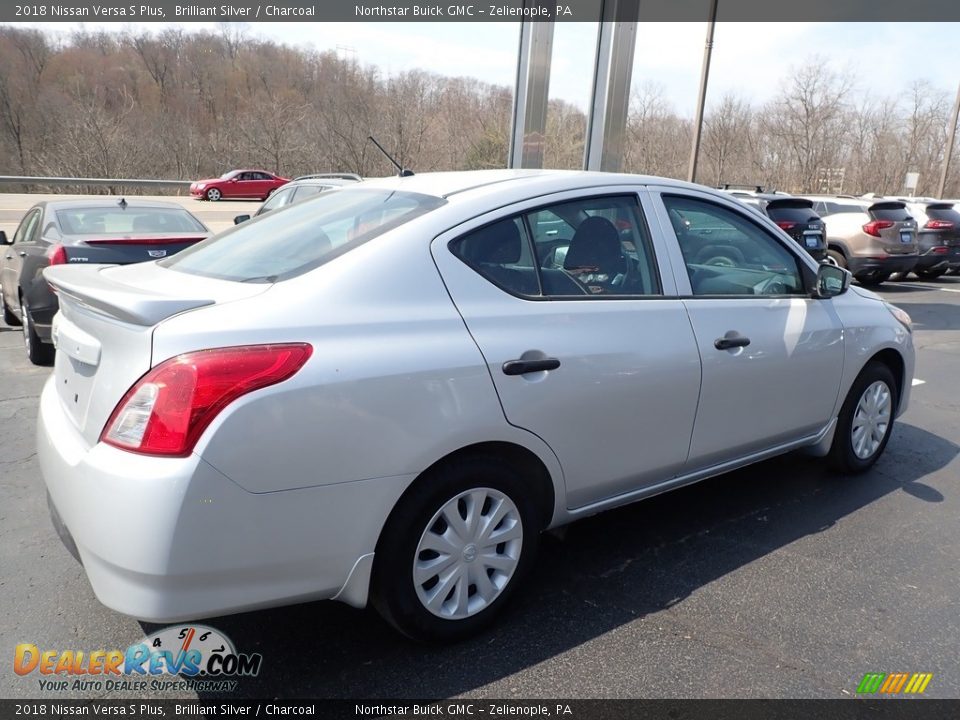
851 380 892 459
413 488 523 620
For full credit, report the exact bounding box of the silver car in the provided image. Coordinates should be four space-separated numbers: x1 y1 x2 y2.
38 170 914 641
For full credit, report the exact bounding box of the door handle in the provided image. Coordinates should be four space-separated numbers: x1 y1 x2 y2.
4 255 12 260
714 335 751 350
18 251 27 257
502 358 561 376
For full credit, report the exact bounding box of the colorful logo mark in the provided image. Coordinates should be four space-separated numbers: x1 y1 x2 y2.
857 672 933 695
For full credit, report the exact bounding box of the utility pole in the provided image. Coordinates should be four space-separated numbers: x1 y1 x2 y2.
687 0 719 184
936 79 960 199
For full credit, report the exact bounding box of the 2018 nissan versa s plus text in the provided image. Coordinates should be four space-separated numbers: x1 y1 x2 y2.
37 170 914 642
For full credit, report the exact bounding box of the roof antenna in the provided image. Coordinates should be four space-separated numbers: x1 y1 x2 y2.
368 136 414 177
118 197 127 209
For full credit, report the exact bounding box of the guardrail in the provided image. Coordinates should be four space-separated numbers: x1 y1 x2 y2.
0 175 191 189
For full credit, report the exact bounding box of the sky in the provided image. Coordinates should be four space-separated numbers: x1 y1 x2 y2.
12 21 960 114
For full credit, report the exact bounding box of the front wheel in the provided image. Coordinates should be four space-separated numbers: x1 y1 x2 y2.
828 361 898 473
205 187 222 201
826 250 846 269
916 268 946 279
371 455 542 642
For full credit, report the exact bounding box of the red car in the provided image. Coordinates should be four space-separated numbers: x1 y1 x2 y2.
189 169 290 201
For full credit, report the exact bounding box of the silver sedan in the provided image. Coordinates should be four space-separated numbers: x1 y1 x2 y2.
37 170 914 641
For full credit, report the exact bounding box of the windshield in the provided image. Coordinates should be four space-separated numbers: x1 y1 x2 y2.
160 188 446 282
56 207 206 235
219 171 239 180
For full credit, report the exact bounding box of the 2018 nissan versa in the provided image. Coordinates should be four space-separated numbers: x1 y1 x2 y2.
37 170 914 641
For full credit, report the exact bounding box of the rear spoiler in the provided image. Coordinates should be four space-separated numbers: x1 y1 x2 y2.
44 265 213 326
925 202 955 210
868 201 907 212
765 198 814 210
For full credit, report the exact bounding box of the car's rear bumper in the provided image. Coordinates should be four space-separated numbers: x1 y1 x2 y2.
914 246 960 272
847 254 918 278
37 376 411 621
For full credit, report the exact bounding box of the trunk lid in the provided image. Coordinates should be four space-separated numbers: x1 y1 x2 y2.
62 233 208 264
45 263 270 446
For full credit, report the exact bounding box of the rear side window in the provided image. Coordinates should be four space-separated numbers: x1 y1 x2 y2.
162 188 445 282
825 203 864 215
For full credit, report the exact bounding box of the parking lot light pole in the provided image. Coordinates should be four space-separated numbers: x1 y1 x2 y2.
936 79 960 199
687 0 719 184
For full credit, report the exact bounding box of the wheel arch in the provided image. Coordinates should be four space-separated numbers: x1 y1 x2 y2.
867 348 906 411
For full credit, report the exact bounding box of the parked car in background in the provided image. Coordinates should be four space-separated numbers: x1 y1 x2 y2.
37 170 913 642
802 196 919 286
0 198 209 364
190 169 289 201
888 199 960 279
721 190 828 263
233 174 361 224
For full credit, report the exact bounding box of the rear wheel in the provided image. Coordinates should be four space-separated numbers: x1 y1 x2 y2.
859 272 890 287
827 249 847 269
371 455 542 642
828 361 897 473
3 296 21 326
916 268 946 279
21 298 54 366
205 187 222 202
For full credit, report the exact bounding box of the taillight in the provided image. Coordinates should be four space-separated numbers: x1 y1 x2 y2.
863 220 895 237
101 343 312 457
924 219 955 230
47 245 67 265
775 221 797 230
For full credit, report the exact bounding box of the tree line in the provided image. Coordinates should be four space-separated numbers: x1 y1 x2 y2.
0 25 956 198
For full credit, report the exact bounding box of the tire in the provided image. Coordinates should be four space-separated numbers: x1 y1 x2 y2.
21 299 54 366
828 361 898 474
858 272 890 287
694 245 745 268
827 249 847 269
205 187 222 202
371 455 543 642
916 268 946 279
3 296 21 326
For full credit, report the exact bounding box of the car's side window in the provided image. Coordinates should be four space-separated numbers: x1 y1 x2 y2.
450 195 661 299
13 210 41 245
662 195 805 297
450 217 541 297
260 187 295 213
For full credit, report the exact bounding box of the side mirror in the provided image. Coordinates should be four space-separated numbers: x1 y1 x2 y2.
814 263 850 298
0 230 8 245
234 214 251 225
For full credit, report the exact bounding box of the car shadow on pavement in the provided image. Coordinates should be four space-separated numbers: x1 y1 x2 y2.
145 423 955 699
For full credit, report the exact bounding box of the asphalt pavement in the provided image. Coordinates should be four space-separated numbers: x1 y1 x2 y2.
0 273 958 700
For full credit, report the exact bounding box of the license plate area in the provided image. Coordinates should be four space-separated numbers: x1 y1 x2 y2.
803 231 823 249
900 230 914 244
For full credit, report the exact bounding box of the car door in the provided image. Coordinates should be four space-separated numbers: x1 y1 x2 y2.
432 189 702 509
651 188 845 470
2 208 41 309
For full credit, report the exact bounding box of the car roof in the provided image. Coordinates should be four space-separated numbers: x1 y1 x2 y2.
286 177 357 188
354 169 716 201
40 198 195 211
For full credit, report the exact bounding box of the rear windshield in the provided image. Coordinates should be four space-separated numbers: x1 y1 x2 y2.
925 206 960 223
869 204 912 221
160 188 446 282
56 207 206 235
823 203 864 215
766 206 819 223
